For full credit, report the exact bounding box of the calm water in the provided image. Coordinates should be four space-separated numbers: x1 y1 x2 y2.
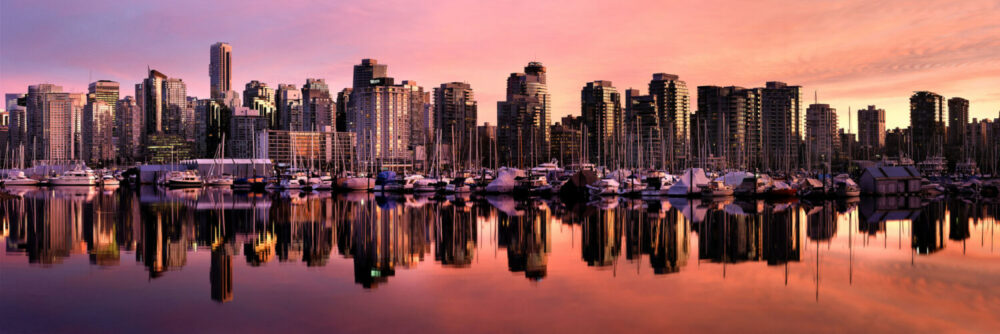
1 186 998 333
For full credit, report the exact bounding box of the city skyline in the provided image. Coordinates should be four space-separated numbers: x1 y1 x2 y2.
2 0 998 130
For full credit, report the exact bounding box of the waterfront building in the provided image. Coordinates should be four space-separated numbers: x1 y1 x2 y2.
37 92 84 161
648 74 689 171
258 128 356 168
760 81 802 172
209 42 232 99
581 80 622 167
433 82 477 168
477 123 497 168
228 107 266 159
352 77 411 164
805 103 838 170
857 105 885 159
352 58 387 91
909 91 945 162
26 84 63 161
497 62 551 167
5 94 26 153
87 80 119 119
197 99 229 158
162 77 187 135
404 81 432 152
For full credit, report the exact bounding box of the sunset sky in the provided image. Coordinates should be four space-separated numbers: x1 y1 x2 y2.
2 0 998 129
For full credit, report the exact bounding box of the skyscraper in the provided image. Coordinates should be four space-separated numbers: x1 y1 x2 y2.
805 103 838 170
26 84 62 160
200 99 229 158
5 93 27 152
302 78 334 131
581 80 622 167
244 80 277 129
82 99 115 164
209 42 232 99
115 96 142 162
162 77 187 135
649 73 689 171
403 81 431 151
39 92 83 161
497 62 551 167
624 89 661 168
276 84 302 131
433 82 477 167
353 77 411 163
335 88 352 132
948 97 969 147
352 59 387 91
760 81 802 172
693 86 756 169
909 91 945 162
143 70 167 134
857 105 885 160
88 80 119 116
228 107 266 159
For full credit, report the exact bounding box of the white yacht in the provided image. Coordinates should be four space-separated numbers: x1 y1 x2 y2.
587 179 620 196
101 174 120 186
2 171 40 186
166 170 204 188
50 168 98 186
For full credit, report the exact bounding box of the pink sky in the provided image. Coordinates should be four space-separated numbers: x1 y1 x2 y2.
2 0 998 129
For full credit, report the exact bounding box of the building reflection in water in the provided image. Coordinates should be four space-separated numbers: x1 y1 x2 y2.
497 197 550 281
1 186 998 301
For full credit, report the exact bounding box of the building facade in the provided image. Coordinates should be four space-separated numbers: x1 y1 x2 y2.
909 91 945 162
433 82 477 168
497 62 551 168
805 103 838 170
302 78 334 131
649 73 689 170
581 80 622 167
260 129 356 168
857 105 885 160
228 107 266 159
276 84 302 131
760 81 802 172
352 77 411 163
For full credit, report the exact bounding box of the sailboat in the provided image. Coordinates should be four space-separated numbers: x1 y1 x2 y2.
205 134 233 186
2 145 40 186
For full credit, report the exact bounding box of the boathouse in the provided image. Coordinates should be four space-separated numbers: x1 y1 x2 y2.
858 166 921 195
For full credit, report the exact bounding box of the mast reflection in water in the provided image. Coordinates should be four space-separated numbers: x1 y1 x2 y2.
2 186 999 332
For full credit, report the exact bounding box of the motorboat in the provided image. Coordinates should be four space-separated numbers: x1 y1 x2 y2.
50 168 98 186
797 178 828 198
100 174 120 187
402 174 424 192
374 171 399 192
734 175 771 197
587 178 620 196
413 177 444 193
343 175 375 191
2 171 40 186
701 180 734 197
767 181 797 197
514 175 552 195
834 177 860 197
640 171 673 197
166 170 204 188
310 174 334 191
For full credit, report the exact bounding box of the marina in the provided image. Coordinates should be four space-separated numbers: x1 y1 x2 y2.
1 186 999 332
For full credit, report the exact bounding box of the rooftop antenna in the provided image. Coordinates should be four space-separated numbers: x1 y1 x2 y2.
814 90 818 104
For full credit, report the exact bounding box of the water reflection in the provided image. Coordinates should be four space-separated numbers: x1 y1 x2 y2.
2 186 999 304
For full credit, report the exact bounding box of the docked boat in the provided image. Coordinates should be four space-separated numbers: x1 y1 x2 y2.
485 168 521 194
514 175 552 195
587 178 620 196
402 174 424 192
640 171 673 197
2 171 40 186
50 168 98 186
343 175 375 191
834 177 860 197
766 181 797 197
701 180 734 197
166 170 204 188
100 174 120 187
310 174 334 190
797 178 828 198
444 177 476 193
205 173 234 187
617 175 645 197
734 175 771 197
374 171 399 192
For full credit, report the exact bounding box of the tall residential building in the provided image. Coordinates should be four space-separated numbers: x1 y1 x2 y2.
581 80 622 167
244 80 277 129
909 91 945 162
142 70 167 135
433 82 477 167
352 59 387 91
302 78 334 131
87 80 119 118
857 105 886 159
200 99 230 158
209 42 232 99
403 81 432 151
115 96 142 162
39 92 83 161
82 100 115 164
162 77 187 135
228 107 266 159
649 73 689 170
624 89 661 168
947 97 969 154
478 123 497 169
693 86 758 170
352 77 411 163
335 88 352 132
276 84 302 131
805 103 838 170
760 81 802 172
5 93 26 152
550 116 583 166
26 84 63 160
497 62 551 167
